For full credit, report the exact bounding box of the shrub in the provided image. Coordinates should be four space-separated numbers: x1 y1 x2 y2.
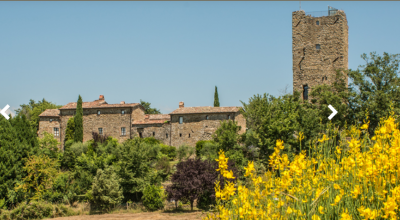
69 141 89 156
90 166 123 211
177 145 194 161
160 144 177 160
196 189 215 210
0 201 74 220
199 141 219 162
142 185 165 211
196 140 215 157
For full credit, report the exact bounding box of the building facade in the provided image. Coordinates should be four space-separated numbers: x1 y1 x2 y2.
38 95 246 149
292 7 348 100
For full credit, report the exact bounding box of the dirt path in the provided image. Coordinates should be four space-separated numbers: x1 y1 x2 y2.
50 211 208 220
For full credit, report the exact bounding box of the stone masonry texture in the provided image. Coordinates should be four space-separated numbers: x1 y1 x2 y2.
292 10 348 100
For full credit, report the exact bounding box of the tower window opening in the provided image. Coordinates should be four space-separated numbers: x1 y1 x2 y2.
303 85 309 100
316 44 321 50
316 21 320 25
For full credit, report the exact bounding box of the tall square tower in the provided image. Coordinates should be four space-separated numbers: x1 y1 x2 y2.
292 7 348 100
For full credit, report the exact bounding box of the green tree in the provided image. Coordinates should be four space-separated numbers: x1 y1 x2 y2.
0 116 37 208
38 131 61 159
65 117 75 143
142 185 165 211
11 114 39 150
74 95 83 143
214 86 220 107
90 166 123 211
213 120 241 152
348 52 400 133
140 100 161 114
14 155 59 201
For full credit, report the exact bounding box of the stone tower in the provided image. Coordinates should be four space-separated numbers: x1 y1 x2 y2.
292 7 348 100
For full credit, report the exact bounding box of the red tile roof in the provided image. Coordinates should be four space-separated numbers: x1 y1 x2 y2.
132 120 168 125
59 100 141 110
169 106 242 115
39 109 60 117
147 114 171 120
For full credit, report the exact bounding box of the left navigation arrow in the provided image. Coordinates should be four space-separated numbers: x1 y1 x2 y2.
0 105 10 120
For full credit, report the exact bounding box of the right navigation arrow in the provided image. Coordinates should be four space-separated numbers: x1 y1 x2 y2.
328 104 337 120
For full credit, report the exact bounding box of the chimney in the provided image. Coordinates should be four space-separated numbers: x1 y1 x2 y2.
145 115 149 119
99 95 105 100
179 102 184 108
120 101 125 104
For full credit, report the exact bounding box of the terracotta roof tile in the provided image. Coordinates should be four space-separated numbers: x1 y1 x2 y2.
59 100 140 110
132 120 168 125
169 106 241 115
147 114 171 120
39 109 60 117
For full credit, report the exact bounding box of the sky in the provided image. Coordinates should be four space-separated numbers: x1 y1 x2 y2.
1 1 399 115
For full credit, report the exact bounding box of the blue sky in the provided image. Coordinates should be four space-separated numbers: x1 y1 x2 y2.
1 1 399 115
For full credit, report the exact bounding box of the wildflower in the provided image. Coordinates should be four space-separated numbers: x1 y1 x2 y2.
318 134 329 143
340 208 352 220
311 214 321 220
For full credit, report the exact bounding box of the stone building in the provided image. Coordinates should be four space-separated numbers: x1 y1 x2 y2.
38 95 246 149
292 7 348 100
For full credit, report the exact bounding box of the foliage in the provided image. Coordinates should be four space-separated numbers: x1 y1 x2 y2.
142 185 165 211
155 155 171 181
38 131 61 159
15 98 62 131
213 120 241 152
91 131 109 149
0 116 37 208
214 86 220 107
74 95 83 143
198 141 219 162
114 141 161 202
11 114 39 150
140 100 161 114
160 144 177 161
15 154 59 201
177 145 194 161
166 158 222 211
196 140 216 157
205 113 400 220
348 52 400 133
0 201 74 220
64 117 75 142
69 141 89 157
90 166 123 211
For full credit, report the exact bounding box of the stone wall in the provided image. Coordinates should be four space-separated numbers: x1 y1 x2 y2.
170 112 244 147
292 10 348 100
132 123 171 145
38 117 62 143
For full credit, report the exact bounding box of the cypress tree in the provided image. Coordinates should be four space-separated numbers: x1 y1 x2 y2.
74 95 83 143
214 86 220 107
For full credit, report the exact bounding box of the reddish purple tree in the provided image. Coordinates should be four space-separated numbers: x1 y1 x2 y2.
165 158 238 210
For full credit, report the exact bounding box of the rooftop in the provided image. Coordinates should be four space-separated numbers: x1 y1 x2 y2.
59 95 142 110
39 109 60 117
169 106 242 115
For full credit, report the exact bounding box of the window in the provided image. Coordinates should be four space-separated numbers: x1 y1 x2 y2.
189 133 191 138
179 116 183 124
74 111 76 115
98 128 103 135
316 21 320 25
50 119 53 122
54 127 59 137
228 115 231 120
122 110 125 115
206 115 209 120
153 132 155 136
316 44 321 50
121 127 126 136
303 85 309 100
97 110 101 115
166 133 168 138
180 133 182 137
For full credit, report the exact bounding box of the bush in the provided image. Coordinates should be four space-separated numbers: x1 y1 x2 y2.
195 140 215 157
90 166 123 211
160 144 177 160
177 145 194 161
70 141 89 156
196 189 215 210
199 141 219 162
142 185 165 211
0 201 74 220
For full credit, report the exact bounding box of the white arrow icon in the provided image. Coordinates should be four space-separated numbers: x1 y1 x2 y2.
0 105 10 120
328 104 337 120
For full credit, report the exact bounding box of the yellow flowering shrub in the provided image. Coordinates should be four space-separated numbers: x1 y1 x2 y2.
204 113 400 219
